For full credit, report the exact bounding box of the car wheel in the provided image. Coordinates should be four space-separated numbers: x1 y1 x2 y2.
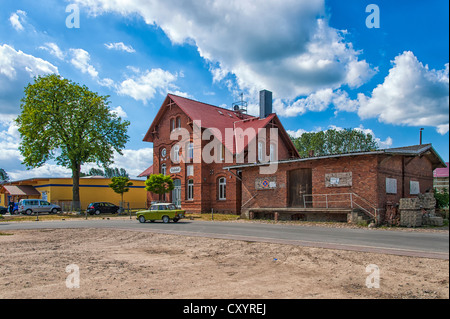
51 208 58 214
26 209 32 215
138 216 146 223
162 215 170 223
95 210 101 215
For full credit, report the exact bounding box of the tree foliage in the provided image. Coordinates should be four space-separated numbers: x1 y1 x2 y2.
434 188 449 209
83 167 129 178
145 174 174 196
109 176 134 209
0 168 9 183
15 74 130 209
290 128 379 158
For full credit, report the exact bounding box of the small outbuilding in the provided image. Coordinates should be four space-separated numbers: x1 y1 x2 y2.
225 144 447 224
0 177 147 211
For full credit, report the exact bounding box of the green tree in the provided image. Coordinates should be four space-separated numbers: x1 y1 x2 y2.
109 176 134 212
16 74 130 210
0 168 10 183
434 188 449 209
145 174 174 202
290 128 379 158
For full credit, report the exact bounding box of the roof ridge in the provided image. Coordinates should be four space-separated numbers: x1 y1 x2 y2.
168 93 257 118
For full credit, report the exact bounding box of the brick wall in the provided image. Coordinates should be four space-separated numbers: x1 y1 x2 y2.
240 154 434 220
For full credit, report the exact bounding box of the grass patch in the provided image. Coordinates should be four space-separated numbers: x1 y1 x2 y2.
185 213 240 221
0 232 13 236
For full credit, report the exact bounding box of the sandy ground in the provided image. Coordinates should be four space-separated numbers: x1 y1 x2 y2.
0 228 448 299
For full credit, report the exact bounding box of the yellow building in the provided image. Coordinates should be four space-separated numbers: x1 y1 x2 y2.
0 177 147 211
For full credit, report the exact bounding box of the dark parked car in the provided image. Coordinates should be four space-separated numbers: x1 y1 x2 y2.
86 202 120 215
0 206 7 214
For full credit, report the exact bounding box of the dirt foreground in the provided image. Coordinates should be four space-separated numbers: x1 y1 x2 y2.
0 228 448 299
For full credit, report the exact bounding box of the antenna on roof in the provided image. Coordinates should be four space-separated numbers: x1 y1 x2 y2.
232 93 248 117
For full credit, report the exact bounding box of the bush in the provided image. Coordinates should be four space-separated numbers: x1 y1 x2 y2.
434 188 449 209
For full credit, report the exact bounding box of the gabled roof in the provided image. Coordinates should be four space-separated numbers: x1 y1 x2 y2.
138 165 153 178
143 93 299 157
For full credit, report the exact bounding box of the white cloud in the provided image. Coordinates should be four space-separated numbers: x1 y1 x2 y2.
110 106 127 118
39 42 65 60
105 42 136 53
9 10 27 31
116 68 179 104
0 114 21 162
358 51 449 135
0 44 59 113
69 48 99 78
73 0 376 101
111 148 154 178
8 164 72 181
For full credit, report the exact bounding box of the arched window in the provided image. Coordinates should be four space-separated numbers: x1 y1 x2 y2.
188 142 194 162
170 118 175 132
176 117 181 129
187 179 194 200
218 177 226 200
172 145 180 163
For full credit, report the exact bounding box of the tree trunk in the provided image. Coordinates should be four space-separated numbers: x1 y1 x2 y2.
72 163 81 211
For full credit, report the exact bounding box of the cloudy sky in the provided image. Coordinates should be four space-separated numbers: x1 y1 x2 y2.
0 0 448 180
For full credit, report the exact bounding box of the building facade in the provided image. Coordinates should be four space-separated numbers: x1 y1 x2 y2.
0 177 147 210
225 144 446 223
140 91 299 214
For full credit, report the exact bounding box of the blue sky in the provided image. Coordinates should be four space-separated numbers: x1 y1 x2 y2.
0 0 448 180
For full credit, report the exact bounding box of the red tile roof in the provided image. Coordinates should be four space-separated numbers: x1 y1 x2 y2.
434 162 449 178
143 94 299 157
138 165 153 178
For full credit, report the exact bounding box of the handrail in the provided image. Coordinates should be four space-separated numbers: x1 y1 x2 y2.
302 193 380 223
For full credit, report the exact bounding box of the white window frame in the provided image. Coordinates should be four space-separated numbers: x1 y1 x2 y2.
218 177 226 200
258 142 264 162
187 165 194 177
269 143 276 162
188 142 194 162
187 179 194 200
173 145 180 163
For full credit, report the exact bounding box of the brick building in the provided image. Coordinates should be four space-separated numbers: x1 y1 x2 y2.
225 144 447 223
139 90 298 213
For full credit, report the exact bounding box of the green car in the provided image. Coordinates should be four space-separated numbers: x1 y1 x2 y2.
137 203 185 223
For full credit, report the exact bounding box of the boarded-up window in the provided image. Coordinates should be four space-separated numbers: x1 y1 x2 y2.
410 181 420 195
325 172 352 187
386 178 397 194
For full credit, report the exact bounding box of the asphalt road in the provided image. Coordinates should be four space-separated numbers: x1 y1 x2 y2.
1 219 448 259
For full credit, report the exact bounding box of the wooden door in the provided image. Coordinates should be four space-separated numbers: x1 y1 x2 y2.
289 169 312 207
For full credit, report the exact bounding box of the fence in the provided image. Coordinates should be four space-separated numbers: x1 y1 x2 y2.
52 201 147 213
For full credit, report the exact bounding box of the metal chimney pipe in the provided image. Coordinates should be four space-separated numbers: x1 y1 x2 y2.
259 90 273 119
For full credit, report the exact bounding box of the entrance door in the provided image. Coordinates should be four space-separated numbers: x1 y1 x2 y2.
289 169 312 207
172 179 181 208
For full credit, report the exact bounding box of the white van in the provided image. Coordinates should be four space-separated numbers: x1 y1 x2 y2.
18 199 62 215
